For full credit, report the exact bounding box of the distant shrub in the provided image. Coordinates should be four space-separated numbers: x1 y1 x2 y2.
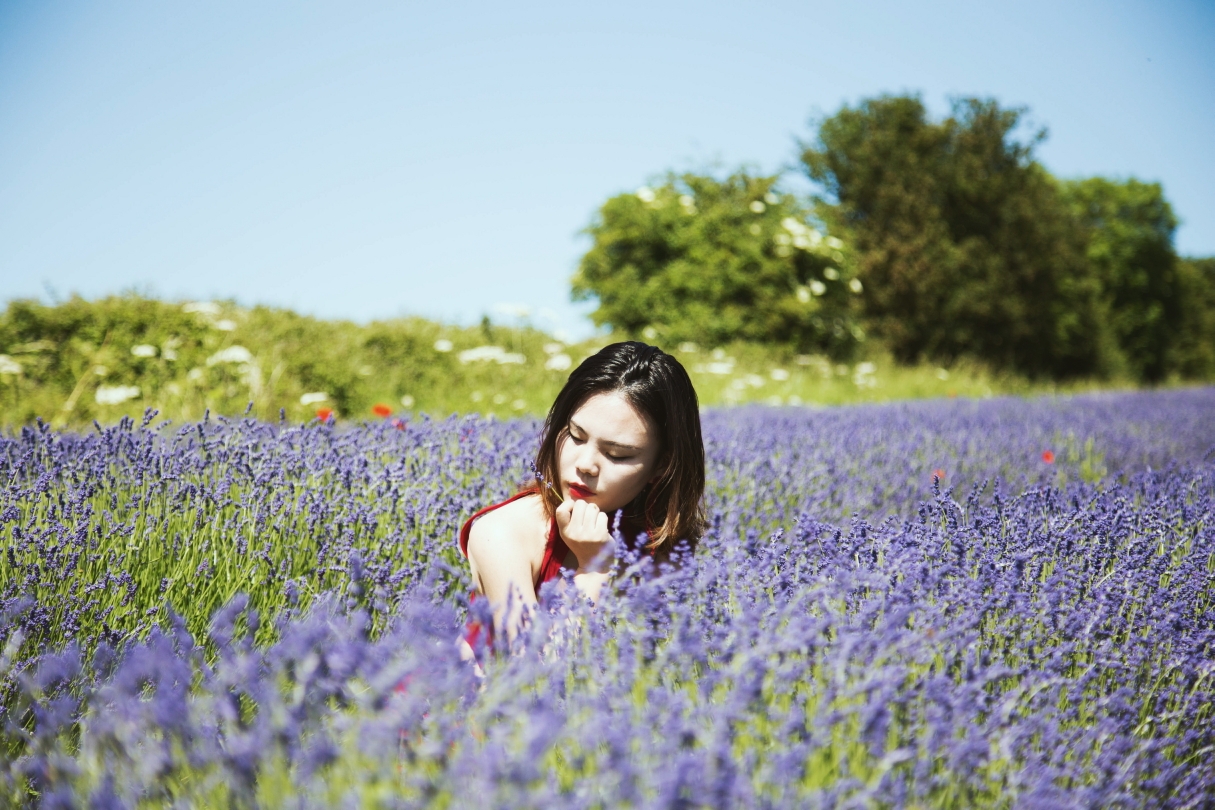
573 172 863 357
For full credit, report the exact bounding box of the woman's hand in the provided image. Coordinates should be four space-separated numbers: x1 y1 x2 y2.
555 498 614 574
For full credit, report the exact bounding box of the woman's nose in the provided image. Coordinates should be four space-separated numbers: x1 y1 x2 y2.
575 447 598 477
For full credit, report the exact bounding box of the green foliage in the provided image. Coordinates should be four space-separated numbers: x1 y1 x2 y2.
801 95 1115 379
0 295 576 427
1169 257 1215 378
1060 177 1182 382
572 172 863 356
0 295 1138 430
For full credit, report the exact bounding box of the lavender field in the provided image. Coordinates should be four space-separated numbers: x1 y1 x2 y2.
2 388 1215 807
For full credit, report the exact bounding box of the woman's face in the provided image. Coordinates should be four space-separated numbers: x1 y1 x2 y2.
556 391 662 513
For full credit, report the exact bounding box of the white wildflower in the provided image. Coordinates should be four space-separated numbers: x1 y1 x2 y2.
678 342 699 353
300 392 328 406
823 267 840 281
206 346 253 366
130 344 157 358
458 346 524 364
809 280 827 297
492 393 506 405
213 319 237 332
770 368 790 381
642 326 658 340
545 353 572 371
825 236 844 250
635 186 656 203
796 286 812 303
849 278 864 293
705 362 735 375
434 339 453 352
187 368 204 383
853 362 878 389
764 192 779 204
745 374 765 388
543 343 565 355
400 395 415 408
95 385 140 405
936 368 950 381
512 399 526 411
749 200 766 214
0 355 22 375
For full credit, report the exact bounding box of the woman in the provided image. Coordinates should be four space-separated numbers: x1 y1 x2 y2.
459 341 706 645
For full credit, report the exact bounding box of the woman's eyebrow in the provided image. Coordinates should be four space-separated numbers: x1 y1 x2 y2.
569 419 642 452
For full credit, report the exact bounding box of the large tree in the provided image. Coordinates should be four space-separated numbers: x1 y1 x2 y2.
801 95 1112 378
572 172 863 356
1169 256 1215 378
1059 178 1181 382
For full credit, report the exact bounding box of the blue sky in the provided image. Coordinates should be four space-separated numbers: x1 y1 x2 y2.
2 0 1212 339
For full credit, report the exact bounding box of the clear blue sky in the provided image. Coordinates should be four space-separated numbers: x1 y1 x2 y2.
2 0 1212 339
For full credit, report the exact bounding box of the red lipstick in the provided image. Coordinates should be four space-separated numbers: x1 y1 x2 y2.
568 482 595 500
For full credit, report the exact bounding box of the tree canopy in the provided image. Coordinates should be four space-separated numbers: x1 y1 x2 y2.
1059 177 1181 381
571 93 1213 382
800 95 1116 378
573 172 863 356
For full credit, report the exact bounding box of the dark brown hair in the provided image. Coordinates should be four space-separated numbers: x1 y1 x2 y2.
532 341 706 553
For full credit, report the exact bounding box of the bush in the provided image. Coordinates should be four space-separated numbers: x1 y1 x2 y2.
572 172 864 357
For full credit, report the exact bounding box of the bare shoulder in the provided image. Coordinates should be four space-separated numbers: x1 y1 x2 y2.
467 493 548 567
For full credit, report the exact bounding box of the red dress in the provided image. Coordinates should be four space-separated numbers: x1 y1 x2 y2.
457 489 651 656
458 488 572 591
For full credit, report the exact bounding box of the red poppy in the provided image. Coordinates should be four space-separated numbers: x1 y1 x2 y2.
389 418 407 431
933 468 946 480
1042 450 1055 464
316 408 334 422
372 403 392 417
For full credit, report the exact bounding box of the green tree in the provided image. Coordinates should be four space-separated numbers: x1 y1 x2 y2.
801 95 1112 378
572 172 863 355
1059 178 1181 382
1169 256 1215 378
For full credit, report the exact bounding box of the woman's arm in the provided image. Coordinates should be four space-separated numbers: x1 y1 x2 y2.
466 511 539 643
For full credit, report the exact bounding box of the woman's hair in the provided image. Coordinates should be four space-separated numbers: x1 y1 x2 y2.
533 341 706 553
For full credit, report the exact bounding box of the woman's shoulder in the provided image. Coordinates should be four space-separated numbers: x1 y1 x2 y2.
466 492 548 560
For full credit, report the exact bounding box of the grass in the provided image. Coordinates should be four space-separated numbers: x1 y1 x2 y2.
0 294 1159 430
